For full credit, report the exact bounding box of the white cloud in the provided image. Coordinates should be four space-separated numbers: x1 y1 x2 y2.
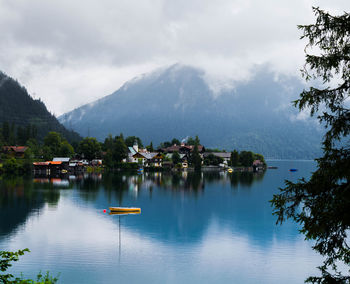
0 0 349 115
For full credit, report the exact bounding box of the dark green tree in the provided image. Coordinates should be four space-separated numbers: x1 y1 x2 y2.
192 136 202 171
239 151 254 167
271 7 350 283
16 126 26 145
146 141 154 152
253 153 266 165
44 132 62 156
187 137 195 145
78 137 101 160
103 134 114 151
125 136 143 148
159 141 172 148
113 137 128 163
2 122 9 144
172 151 181 165
9 123 16 145
171 138 181 145
59 140 74 157
204 154 223 166
3 157 18 174
230 150 239 167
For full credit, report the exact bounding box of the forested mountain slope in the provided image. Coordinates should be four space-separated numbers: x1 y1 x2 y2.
0 71 80 143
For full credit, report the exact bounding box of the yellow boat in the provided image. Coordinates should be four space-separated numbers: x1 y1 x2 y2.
227 168 233 173
109 207 141 213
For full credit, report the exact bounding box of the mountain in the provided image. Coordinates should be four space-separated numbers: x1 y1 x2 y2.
0 71 80 143
59 64 323 159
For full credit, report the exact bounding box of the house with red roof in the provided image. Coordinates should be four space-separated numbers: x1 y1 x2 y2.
2 146 29 158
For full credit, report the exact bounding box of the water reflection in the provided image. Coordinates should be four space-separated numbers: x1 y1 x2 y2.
0 161 321 283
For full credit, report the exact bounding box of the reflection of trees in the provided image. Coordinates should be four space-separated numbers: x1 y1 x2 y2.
147 172 204 194
229 171 266 188
101 172 132 205
75 174 102 202
0 176 45 237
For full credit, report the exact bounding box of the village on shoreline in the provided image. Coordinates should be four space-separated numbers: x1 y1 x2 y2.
0 131 266 176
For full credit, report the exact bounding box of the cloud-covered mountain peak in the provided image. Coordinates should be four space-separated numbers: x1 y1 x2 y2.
59 64 322 159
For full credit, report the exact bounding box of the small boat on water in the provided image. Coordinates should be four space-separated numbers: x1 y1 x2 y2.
289 168 298 172
268 166 278 169
227 168 233 173
109 207 141 213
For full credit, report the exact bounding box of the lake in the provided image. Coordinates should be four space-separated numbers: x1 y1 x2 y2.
0 160 322 283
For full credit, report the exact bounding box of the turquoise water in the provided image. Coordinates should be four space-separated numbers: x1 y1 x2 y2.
0 160 321 283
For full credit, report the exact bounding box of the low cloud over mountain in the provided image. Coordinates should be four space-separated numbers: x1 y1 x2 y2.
59 64 323 159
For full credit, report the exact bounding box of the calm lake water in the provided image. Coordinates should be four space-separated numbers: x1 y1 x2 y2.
0 160 322 283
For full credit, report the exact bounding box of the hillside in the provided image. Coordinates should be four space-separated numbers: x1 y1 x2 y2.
59 64 323 159
0 71 80 143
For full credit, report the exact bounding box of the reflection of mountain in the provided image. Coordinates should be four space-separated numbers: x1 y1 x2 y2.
0 164 314 246
82 169 297 246
113 171 279 245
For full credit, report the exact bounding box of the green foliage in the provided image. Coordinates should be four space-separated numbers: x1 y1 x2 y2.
239 151 254 167
271 7 350 283
59 141 74 157
187 137 195 146
78 137 101 161
42 132 75 159
159 141 172 148
146 142 154 152
175 163 182 169
102 135 128 168
253 153 266 165
230 150 239 167
204 154 223 166
22 149 33 173
0 248 58 283
172 151 181 165
192 136 202 171
113 137 128 164
205 148 222 153
124 136 143 148
103 134 114 152
0 248 29 283
2 122 10 144
171 138 181 145
26 139 40 159
3 158 19 174
44 132 61 156
0 72 81 144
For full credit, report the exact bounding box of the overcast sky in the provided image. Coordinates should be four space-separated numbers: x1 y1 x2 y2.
1 0 349 116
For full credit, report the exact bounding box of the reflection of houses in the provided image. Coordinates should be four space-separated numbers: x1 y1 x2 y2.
33 162 50 175
2 146 28 158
